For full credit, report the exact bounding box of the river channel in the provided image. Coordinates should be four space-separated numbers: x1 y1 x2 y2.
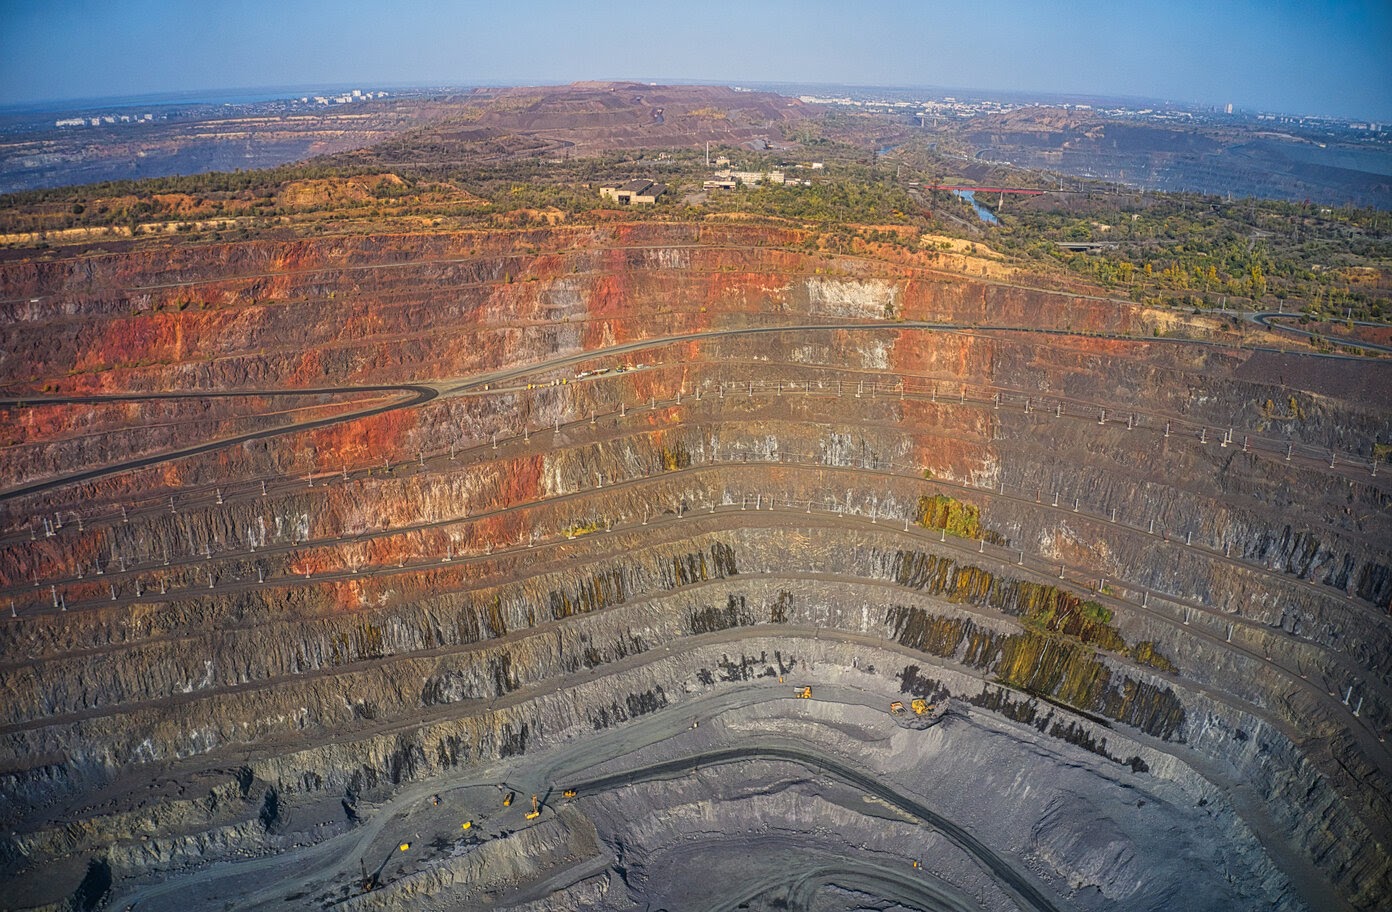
953 189 999 224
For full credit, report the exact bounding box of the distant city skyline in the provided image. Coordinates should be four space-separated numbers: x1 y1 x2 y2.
2 0 1389 122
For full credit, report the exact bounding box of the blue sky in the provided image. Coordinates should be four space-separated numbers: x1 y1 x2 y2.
2 0 1389 119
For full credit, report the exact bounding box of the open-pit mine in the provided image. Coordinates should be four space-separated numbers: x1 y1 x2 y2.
1 221 1389 912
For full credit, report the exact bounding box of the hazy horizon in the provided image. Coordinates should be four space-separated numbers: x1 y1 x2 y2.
2 0 1389 123
0 77 1366 123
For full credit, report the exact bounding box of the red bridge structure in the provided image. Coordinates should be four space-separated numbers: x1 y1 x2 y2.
922 185 1048 195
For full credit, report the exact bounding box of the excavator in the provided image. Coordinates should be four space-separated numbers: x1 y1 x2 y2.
890 699 932 714
525 794 541 820
359 842 411 893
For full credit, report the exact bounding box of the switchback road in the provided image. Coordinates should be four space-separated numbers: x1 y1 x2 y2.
5 316 1385 502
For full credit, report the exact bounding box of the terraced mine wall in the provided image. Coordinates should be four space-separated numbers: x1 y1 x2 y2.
0 223 1388 911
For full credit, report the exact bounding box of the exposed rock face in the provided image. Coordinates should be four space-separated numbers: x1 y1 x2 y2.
0 223 1388 911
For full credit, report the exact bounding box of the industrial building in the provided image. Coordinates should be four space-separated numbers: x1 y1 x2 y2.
716 169 785 186
599 179 667 205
